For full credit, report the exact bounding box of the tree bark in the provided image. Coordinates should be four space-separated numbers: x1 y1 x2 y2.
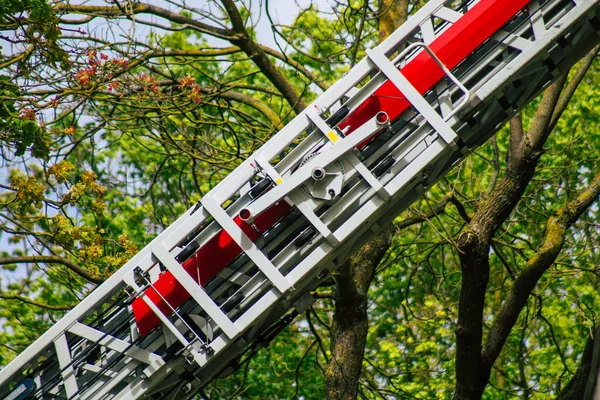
453 79 564 399
324 1 408 398
557 322 600 400
325 228 393 399
453 45 599 399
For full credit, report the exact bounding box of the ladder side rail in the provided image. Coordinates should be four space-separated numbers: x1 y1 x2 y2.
0 0 484 386
136 40 475 399
121 0 476 338
475 0 598 102
130 16 596 400
112 19 480 400
203 3 600 384
108 0 548 392
128 0 515 344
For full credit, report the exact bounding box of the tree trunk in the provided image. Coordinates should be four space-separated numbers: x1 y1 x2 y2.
325 229 392 399
452 45 599 397
324 1 408 398
558 322 600 400
557 334 595 400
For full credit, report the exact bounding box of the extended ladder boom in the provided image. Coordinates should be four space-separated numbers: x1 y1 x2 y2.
1 0 599 398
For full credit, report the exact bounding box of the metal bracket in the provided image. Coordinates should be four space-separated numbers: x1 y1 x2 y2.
202 196 292 294
152 243 240 339
366 44 463 144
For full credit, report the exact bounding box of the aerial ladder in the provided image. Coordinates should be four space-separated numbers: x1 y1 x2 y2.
1 0 600 398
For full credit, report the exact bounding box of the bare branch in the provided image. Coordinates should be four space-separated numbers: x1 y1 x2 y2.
482 171 600 368
0 293 77 311
220 0 308 114
54 3 233 40
0 256 104 284
258 45 329 92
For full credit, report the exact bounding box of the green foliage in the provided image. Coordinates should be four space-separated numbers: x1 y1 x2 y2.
0 0 69 69
0 78 50 160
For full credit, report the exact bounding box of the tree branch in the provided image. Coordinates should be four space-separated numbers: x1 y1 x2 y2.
556 325 597 400
548 44 600 133
216 90 284 129
453 75 571 400
396 194 453 230
258 44 329 92
526 74 567 150
482 172 600 368
220 0 308 114
54 3 233 40
508 113 524 170
0 293 77 311
0 256 104 284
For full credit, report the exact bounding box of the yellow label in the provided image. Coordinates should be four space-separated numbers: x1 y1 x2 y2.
326 131 338 143
276 177 283 185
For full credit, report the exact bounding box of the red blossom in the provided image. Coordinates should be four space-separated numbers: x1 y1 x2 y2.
113 57 128 69
188 84 202 104
19 107 36 121
76 67 97 85
48 96 60 108
139 74 159 92
178 75 196 89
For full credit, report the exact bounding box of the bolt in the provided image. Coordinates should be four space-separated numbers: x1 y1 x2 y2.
239 208 252 221
312 167 325 180
375 111 389 125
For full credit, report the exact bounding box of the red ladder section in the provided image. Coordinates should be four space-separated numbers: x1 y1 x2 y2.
132 0 531 337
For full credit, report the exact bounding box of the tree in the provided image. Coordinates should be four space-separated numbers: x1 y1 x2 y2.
0 0 599 398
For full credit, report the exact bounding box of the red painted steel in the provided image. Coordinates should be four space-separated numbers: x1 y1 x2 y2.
132 201 291 336
340 0 531 137
132 0 530 336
